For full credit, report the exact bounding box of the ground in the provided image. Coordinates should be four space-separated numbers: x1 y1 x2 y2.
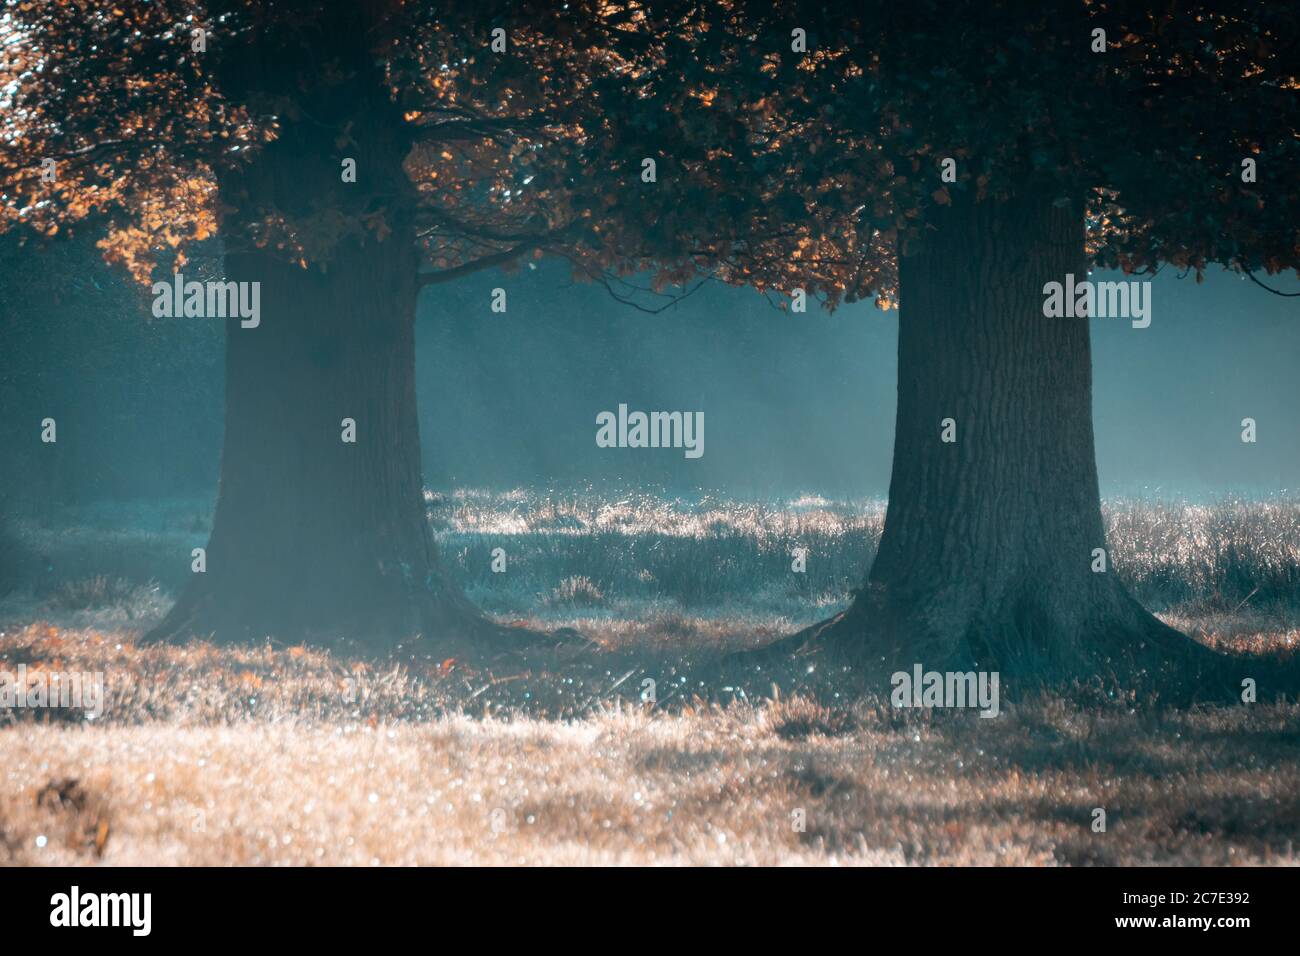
1 491 1298 865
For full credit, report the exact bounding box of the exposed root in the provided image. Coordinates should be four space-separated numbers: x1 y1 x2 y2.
729 585 1297 707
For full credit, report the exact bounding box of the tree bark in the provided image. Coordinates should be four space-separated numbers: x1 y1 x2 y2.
148 233 490 651
147 11 505 653
799 187 1236 696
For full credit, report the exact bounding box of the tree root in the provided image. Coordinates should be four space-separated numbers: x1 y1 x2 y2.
728 586 1297 708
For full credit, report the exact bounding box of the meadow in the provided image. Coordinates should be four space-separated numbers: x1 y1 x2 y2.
1 491 1298 864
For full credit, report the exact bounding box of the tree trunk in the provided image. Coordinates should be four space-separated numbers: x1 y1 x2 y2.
147 14 505 653
149 235 489 651
801 187 1234 696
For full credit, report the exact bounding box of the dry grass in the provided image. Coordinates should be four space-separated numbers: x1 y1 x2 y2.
2 621 1300 866
3 492 1300 865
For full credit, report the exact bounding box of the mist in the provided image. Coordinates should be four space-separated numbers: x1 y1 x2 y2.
5 243 1295 507
4 0 1300 878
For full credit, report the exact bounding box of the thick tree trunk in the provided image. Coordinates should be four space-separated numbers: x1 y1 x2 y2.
149 234 489 651
800 187 1235 696
147 11 511 653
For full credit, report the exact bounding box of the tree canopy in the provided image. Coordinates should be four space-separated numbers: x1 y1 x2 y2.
615 0 1300 306
3 2 1296 302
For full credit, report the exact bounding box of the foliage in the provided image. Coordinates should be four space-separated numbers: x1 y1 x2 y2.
8 3 1292 307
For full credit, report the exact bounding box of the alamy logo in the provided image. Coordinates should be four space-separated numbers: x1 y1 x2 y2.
50 886 151 936
1 665 104 719
151 273 261 328
1042 273 1150 328
596 404 704 459
891 664 1000 718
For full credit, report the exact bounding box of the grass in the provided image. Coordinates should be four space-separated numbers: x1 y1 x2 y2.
2 490 1300 865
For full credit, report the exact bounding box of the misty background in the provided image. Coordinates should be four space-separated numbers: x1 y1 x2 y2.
3 236 1297 507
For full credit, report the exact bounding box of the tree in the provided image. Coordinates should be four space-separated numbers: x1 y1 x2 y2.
423 0 1300 694
0 0 687 651
6 0 1296 694
581 1 1300 694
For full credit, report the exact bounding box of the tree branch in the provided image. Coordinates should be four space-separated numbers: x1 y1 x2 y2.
1244 271 1300 297
417 243 536 288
